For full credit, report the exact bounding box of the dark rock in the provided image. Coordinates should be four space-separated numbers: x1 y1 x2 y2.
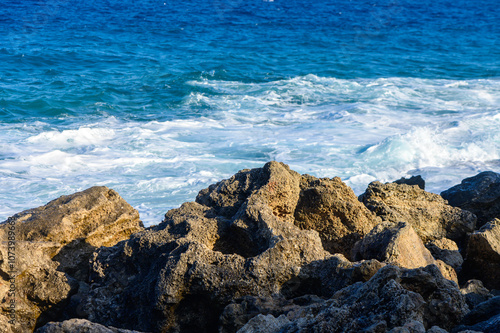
35 318 147 333
394 175 425 190
360 182 476 246
461 280 492 309
461 219 500 290
441 171 500 227
452 297 500 333
425 238 463 270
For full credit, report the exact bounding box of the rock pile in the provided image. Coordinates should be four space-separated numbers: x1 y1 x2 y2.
1 163 499 333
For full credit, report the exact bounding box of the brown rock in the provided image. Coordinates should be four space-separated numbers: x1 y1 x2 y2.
35 318 148 333
360 182 476 245
294 175 380 258
0 187 143 333
462 219 500 290
352 222 436 269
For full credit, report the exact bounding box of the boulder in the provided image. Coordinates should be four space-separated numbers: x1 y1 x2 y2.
460 280 492 309
293 175 380 258
0 187 143 333
441 171 500 227
240 265 467 332
462 219 500 289
35 318 147 333
425 238 463 269
360 182 476 245
352 222 457 283
452 296 500 333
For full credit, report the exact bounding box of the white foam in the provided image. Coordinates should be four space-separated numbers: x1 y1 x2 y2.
1 76 499 225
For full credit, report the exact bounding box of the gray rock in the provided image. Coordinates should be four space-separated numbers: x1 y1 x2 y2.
462 219 500 289
461 280 492 309
426 238 463 269
35 318 147 333
441 171 500 227
236 314 290 333
427 326 448 333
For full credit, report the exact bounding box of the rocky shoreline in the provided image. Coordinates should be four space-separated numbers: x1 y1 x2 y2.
1 162 499 333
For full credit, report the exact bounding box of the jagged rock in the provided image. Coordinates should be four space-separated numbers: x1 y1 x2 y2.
0 187 143 333
236 314 291 333
426 326 448 333
351 222 457 283
35 318 147 332
83 162 333 332
426 238 463 269
462 219 500 289
293 175 380 258
394 175 425 190
461 280 492 309
256 265 466 332
441 171 500 227
452 297 500 333
360 182 476 245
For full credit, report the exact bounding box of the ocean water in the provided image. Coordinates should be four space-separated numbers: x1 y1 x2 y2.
0 0 499 226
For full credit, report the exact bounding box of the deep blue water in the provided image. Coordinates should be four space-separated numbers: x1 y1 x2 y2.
1 0 499 225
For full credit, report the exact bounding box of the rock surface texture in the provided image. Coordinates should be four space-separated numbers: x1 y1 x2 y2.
1 163 498 333
441 171 500 227
0 187 144 333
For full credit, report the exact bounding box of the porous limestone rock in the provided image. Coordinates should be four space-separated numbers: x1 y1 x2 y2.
360 182 476 245
461 219 500 290
441 171 500 227
0 187 143 333
352 222 458 283
293 175 380 258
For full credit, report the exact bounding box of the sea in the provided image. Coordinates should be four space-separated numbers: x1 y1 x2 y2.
0 0 499 226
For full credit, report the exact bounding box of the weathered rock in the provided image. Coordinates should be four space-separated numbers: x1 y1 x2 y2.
452 296 500 333
394 175 425 190
426 326 448 333
441 171 500 227
0 187 143 333
293 175 380 258
236 314 290 333
462 219 500 289
426 238 463 269
83 162 333 332
360 182 476 245
35 318 147 333
461 280 492 309
352 222 458 283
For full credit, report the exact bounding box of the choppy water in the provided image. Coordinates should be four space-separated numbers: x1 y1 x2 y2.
1 0 499 226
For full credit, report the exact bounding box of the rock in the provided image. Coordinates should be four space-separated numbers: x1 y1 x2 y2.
399 265 469 330
461 280 492 309
276 265 465 332
360 182 476 245
462 219 500 289
236 314 290 333
352 222 458 283
426 326 448 333
293 175 380 258
82 162 334 332
426 238 463 269
441 171 500 227
394 175 425 190
0 187 143 333
35 318 147 332
352 222 436 269
452 297 500 333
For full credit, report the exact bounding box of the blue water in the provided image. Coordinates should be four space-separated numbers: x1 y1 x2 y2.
1 0 499 225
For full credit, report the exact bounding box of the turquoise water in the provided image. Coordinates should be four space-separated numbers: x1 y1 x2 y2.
1 0 499 225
